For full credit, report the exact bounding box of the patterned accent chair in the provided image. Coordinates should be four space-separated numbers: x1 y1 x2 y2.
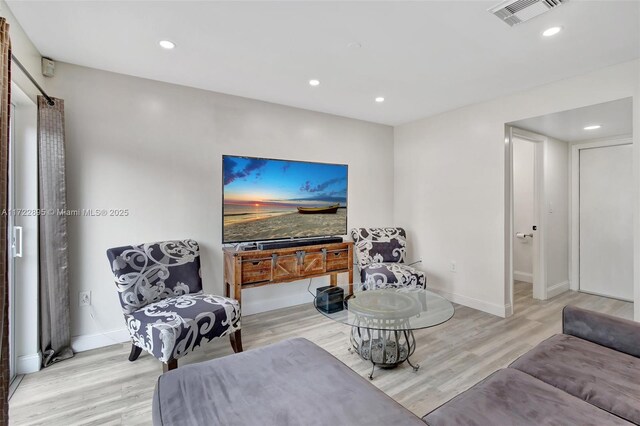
351 228 427 290
106 239 241 372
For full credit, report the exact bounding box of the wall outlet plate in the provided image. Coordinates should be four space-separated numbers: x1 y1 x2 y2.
449 261 457 272
79 291 91 307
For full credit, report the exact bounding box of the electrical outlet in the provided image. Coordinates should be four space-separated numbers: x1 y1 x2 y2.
79 291 91 307
449 261 457 273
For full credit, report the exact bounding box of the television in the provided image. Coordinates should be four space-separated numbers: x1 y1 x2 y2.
223 155 348 244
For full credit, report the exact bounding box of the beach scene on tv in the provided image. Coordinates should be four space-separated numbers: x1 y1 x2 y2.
223 156 347 243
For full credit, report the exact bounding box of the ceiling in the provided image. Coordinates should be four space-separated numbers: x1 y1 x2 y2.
511 97 633 142
7 1 640 125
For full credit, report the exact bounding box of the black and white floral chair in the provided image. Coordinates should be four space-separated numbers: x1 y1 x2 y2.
106 239 241 372
351 228 427 290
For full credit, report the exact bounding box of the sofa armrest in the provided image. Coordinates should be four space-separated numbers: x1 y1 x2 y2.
562 305 640 358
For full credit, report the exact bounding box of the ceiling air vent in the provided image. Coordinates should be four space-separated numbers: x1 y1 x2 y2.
489 0 568 27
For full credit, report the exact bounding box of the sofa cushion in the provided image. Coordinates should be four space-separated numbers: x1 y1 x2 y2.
126 293 240 362
153 337 426 426
510 334 640 424
422 368 633 426
563 305 640 357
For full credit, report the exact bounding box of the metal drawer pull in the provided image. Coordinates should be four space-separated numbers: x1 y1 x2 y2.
242 257 272 264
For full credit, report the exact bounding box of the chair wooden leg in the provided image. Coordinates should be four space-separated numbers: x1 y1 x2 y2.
229 333 237 353
230 329 243 353
128 345 142 362
235 330 243 353
163 359 178 373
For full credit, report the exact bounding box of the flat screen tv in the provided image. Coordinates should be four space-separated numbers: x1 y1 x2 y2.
223 155 348 244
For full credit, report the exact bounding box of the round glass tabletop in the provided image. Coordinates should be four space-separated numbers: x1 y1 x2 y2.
314 286 454 331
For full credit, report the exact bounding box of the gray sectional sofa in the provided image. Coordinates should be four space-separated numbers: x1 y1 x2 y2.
424 305 640 425
153 305 640 426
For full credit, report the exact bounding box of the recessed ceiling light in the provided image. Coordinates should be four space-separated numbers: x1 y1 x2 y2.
375 97 385 103
159 40 175 49
542 26 562 37
584 125 602 130
309 79 320 87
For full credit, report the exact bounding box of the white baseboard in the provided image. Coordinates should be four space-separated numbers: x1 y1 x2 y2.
70 283 510 351
70 289 317 352
71 328 130 353
513 271 533 283
69 293 316 352
428 287 509 318
504 303 513 317
242 292 313 316
240 277 336 316
17 352 41 374
547 281 570 299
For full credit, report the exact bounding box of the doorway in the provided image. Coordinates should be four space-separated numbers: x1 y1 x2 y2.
506 97 634 314
513 138 535 285
511 130 545 303
8 83 39 387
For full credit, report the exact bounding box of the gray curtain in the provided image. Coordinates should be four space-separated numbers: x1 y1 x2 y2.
38 96 73 367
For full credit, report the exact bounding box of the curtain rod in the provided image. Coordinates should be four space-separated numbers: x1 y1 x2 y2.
11 54 55 106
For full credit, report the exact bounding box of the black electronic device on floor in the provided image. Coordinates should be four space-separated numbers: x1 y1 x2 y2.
315 286 344 314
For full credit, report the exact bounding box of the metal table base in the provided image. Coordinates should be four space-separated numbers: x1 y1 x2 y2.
349 325 420 379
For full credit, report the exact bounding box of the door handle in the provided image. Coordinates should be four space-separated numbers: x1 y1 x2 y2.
12 226 22 258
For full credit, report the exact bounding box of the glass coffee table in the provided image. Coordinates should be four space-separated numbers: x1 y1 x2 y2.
314 286 454 379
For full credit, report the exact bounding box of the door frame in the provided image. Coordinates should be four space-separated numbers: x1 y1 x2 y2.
570 135 633 293
505 126 547 315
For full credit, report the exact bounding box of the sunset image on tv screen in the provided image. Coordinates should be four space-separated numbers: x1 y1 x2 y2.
223 156 347 243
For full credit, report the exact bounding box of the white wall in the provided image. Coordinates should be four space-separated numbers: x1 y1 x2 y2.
512 138 534 283
43 63 394 349
0 0 45 101
543 136 569 297
394 59 640 318
28 56 640 352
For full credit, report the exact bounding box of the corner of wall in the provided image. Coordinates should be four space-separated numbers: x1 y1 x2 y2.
0 0 46 100
429 287 511 318
16 351 41 374
546 280 570 299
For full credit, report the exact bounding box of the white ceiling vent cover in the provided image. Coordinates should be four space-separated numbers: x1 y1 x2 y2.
489 0 568 26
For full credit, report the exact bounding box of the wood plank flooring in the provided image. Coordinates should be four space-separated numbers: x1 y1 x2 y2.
9 282 633 425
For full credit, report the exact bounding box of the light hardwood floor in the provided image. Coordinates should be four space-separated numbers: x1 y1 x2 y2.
10 282 633 425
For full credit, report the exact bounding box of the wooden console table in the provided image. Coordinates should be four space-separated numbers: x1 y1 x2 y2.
223 242 353 305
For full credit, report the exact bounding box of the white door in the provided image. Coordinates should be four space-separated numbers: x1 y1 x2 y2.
579 144 633 300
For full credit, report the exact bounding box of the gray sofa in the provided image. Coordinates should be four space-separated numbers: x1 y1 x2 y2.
153 306 640 426
424 305 640 425
153 337 426 426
